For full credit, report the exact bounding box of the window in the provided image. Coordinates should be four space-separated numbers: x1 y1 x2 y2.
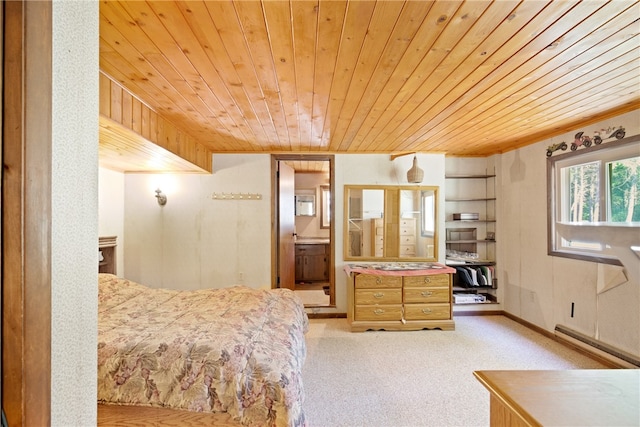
548 134 640 265
421 189 435 237
320 185 331 229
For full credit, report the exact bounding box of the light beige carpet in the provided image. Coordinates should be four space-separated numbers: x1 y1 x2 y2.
295 289 330 306
301 316 607 427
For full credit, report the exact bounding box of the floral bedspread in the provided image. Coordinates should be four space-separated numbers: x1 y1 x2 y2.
97 274 308 426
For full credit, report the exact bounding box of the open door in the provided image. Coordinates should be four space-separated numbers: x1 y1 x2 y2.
273 155 335 307
278 162 296 290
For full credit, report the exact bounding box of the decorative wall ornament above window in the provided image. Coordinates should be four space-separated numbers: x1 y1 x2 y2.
547 133 639 266
545 126 626 157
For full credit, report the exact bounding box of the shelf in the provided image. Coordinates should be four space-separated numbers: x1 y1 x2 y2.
447 260 496 266
446 239 496 244
445 164 498 305
453 291 498 305
446 219 496 223
445 174 496 179
453 300 500 305
453 286 495 292
445 198 496 202
453 289 498 305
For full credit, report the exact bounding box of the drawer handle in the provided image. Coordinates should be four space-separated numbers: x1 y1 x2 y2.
376 277 382 284
421 308 432 314
373 308 385 315
373 292 384 298
423 277 432 283
421 291 433 297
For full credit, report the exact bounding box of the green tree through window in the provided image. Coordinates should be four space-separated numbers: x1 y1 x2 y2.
568 161 599 222
609 157 640 222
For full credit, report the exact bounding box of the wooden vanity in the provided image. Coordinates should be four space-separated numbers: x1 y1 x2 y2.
345 262 455 332
295 240 330 283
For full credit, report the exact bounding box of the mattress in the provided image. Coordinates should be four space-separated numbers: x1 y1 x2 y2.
97 274 308 426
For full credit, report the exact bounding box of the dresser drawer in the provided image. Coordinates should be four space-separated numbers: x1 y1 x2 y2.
403 274 450 288
400 226 414 235
399 235 415 245
356 288 402 305
400 219 415 228
355 304 403 321
399 245 415 256
355 274 402 289
404 303 450 321
404 287 450 303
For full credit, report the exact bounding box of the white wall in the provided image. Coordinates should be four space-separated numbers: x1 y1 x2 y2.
51 1 99 425
295 172 330 239
123 154 272 290
117 153 445 313
98 167 125 274
500 110 640 357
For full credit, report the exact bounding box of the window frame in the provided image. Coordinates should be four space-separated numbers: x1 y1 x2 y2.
547 133 640 266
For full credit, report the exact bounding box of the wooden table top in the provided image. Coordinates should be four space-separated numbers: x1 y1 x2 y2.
474 369 640 427
344 262 456 276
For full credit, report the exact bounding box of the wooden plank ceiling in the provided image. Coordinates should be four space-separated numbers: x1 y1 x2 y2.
99 0 640 172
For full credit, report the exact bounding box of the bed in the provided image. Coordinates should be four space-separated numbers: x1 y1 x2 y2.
97 273 309 426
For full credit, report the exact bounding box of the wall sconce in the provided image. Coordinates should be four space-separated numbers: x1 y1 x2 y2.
155 189 167 206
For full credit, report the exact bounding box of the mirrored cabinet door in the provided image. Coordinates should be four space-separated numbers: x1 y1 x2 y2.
344 185 438 261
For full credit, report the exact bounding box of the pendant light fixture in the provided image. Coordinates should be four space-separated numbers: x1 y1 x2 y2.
406 155 424 183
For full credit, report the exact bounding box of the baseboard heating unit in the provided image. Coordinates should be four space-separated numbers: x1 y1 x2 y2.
554 325 640 368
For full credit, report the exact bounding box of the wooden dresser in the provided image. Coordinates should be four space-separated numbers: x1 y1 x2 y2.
371 218 384 257
99 236 117 275
370 218 416 257
345 263 455 332
399 218 416 257
474 369 639 427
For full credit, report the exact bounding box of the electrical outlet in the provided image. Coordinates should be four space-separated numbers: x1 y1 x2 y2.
238 272 244 283
571 302 575 318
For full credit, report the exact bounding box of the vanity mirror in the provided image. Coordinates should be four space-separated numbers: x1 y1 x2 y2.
344 185 438 261
295 193 316 216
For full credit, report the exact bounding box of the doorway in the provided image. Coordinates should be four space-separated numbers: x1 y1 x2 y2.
272 155 335 308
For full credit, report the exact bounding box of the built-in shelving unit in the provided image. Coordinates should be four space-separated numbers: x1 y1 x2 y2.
444 172 498 305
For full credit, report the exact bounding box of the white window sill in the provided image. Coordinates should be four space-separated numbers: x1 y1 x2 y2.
555 222 640 285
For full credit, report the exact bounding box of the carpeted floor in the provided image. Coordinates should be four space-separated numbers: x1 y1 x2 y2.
301 316 607 427
295 289 330 306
